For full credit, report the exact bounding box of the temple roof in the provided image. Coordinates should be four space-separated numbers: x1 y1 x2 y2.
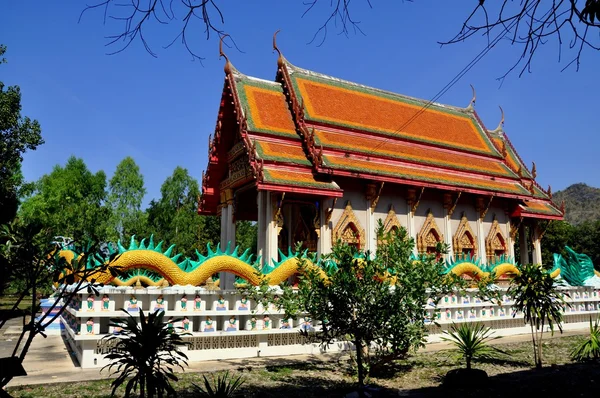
199 55 562 220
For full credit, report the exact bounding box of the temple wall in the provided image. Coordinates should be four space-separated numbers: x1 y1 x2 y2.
413 199 445 236
372 189 409 230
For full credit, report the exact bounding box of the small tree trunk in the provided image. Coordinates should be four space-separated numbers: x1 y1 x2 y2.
466 355 471 370
355 337 366 396
537 321 545 369
530 321 538 367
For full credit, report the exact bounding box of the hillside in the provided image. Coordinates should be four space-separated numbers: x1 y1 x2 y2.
553 183 600 225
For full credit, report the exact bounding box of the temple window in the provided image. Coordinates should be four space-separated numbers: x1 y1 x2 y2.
332 201 366 250
453 215 478 260
417 212 444 254
377 204 403 247
486 218 507 263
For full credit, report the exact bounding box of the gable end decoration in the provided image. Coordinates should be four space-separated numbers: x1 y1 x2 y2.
417 212 444 254
453 215 478 258
486 218 507 262
332 201 366 250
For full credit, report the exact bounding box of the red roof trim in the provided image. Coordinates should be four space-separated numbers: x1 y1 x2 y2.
257 183 344 197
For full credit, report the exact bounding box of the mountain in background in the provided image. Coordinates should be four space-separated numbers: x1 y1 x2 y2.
553 183 600 225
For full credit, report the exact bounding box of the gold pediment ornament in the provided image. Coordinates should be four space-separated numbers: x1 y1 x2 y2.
417 212 444 253
453 215 478 257
486 218 507 255
332 201 366 249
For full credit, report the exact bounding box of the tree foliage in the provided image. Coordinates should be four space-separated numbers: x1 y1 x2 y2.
106 156 147 243
508 263 566 369
245 224 470 390
0 221 117 389
147 166 219 257
0 44 43 225
19 156 108 242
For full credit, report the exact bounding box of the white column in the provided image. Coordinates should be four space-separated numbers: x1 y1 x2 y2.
532 222 543 265
407 204 417 255
257 191 266 264
506 218 515 259
444 214 453 260
366 200 377 257
477 218 486 264
319 199 332 256
220 205 228 251
285 203 293 251
519 223 529 265
264 192 279 267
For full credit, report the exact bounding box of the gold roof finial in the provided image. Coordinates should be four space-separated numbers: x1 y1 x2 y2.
547 185 552 198
466 84 476 111
273 29 284 67
219 34 232 75
532 161 537 179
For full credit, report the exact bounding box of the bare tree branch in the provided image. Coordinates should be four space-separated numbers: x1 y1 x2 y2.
441 0 600 78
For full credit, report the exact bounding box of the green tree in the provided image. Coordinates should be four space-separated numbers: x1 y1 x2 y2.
147 167 211 257
0 44 44 225
508 263 566 369
248 224 467 392
541 221 576 266
106 157 147 243
441 323 502 371
235 221 257 256
19 156 108 242
572 220 600 268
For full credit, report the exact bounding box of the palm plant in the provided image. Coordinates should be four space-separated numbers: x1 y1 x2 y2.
441 322 501 370
571 317 600 362
193 371 245 397
102 309 189 397
508 263 566 369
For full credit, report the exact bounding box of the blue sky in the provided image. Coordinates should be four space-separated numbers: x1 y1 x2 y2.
2 1 599 207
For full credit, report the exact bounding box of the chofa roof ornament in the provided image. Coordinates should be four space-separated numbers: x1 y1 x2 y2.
273 29 284 67
490 106 505 134
465 84 476 111
219 34 233 75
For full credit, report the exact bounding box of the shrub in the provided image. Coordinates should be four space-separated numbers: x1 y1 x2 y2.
571 317 600 362
442 322 502 370
193 371 245 397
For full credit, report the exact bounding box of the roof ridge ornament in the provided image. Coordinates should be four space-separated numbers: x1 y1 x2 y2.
490 106 505 134
219 34 233 75
465 84 476 111
273 30 284 67
531 162 537 179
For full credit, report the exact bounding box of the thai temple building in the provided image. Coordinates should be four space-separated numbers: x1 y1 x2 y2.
199 37 564 289
58 39 600 369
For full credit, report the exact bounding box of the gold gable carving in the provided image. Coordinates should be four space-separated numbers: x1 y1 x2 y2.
453 215 478 257
417 212 443 253
332 201 366 249
377 205 403 247
486 219 507 259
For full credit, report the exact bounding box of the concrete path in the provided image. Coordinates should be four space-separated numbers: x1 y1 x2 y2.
3 325 589 388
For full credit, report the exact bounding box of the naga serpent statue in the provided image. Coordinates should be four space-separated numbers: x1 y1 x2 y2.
56 236 599 287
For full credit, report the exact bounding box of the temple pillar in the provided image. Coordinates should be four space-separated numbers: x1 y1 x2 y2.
519 223 529 265
444 215 453 260
257 191 266 263
319 199 332 256
219 189 236 290
285 204 293 251
264 192 279 268
506 218 515 259
366 201 377 257
477 219 486 264
532 222 543 265
407 189 417 255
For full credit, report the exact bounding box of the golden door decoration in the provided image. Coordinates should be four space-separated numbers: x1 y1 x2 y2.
486 219 507 262
332 201 366 250
417 212 444 254
453 215 478 259
377 204 403 247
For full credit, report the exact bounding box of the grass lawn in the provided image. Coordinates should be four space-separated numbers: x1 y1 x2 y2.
8 335 600 397
0 296 33 312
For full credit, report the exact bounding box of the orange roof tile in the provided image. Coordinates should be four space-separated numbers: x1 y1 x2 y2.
288 68 500 156
253 139 311 166
235 77 298 139
262 167 340 191
322 154 529 196
315 129 515 178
